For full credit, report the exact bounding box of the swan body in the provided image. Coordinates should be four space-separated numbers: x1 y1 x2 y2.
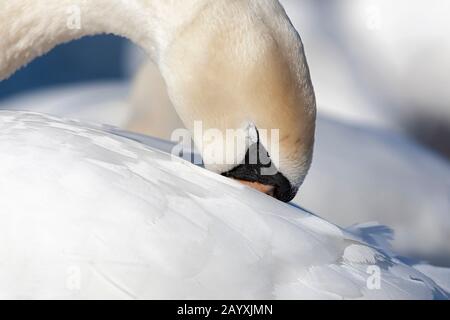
1 0 449 299
0 0 317 201
112 55 450 265
0 111 448 299
3 76 450 266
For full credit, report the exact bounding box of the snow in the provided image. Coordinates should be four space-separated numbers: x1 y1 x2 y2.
0 111 448 299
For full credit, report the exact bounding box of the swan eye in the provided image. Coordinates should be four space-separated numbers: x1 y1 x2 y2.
221 141 296 202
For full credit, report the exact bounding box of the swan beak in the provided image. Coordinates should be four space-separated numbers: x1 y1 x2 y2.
220 140 297 202
234 179 275 197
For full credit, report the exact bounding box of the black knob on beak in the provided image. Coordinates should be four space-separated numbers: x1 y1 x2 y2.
222 141 297 202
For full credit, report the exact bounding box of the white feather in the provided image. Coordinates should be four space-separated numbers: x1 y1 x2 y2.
0 111 447 299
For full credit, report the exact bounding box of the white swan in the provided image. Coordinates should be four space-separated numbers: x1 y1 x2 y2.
5 77 450 266
0 111 448 299
0 0 317 202
78 55 450 265
1 0 449 299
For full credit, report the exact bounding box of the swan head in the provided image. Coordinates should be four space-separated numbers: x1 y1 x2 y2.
162 1 316 202
172 119 313 202
0 1 308 202
219 128 314 202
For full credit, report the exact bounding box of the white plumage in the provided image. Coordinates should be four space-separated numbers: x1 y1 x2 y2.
0 0 319 195
1 0 449 299
0 111 447 299
4 81 450 265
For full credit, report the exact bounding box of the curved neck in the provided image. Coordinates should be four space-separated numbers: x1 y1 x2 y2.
0 0 317 190
0 0 204 80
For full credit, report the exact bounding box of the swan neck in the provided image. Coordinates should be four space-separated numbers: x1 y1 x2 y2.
0 0 159 80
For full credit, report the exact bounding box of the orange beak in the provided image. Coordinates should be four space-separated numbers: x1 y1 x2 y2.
234 179 275 197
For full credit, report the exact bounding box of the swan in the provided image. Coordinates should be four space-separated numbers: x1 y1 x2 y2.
2 17 448 265
1 0 449 299
83 56 450 265
0 0 317 202
0 111 448 299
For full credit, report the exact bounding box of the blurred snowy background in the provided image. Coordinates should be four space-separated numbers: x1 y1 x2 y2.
1 0 449 265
